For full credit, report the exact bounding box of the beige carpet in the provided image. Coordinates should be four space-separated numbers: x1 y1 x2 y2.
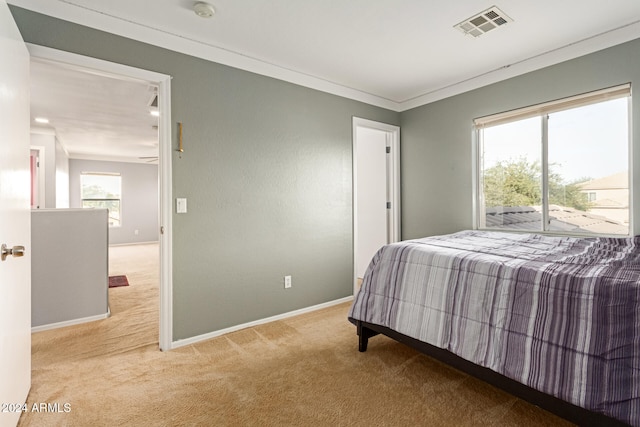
19 243 572 426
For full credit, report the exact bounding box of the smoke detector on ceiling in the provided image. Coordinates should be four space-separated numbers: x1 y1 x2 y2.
193 2 215 18
455 6 512 38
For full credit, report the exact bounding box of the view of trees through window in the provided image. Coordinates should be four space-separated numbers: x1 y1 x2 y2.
483 159 591 211
81 173 122 227
478 93 629 235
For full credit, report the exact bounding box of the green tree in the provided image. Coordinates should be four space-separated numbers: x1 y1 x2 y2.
82 184 114 199
483 159 591 211
483 159 541 207
548 170 592 211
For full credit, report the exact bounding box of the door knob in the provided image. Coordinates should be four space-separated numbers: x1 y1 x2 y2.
1 244 26 261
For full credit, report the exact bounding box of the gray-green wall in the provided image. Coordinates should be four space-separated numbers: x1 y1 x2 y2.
14 6 640 342
400 37 640 240
10 7 399 340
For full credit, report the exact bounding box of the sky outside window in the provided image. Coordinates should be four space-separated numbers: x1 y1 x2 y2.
548 98 628 184
482 98 628 183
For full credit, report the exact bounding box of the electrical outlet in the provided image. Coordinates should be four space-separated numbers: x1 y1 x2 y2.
284 275 292 289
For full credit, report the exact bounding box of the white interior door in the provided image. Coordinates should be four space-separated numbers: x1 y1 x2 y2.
355 127 388 278
353 118 400 294
0 1 32 426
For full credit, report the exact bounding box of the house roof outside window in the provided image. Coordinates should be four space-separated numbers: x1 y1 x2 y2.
485 205 628 235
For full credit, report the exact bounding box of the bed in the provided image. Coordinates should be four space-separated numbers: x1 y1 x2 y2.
348 230 639 426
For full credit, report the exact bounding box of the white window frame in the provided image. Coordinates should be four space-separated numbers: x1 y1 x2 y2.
472 83 633 236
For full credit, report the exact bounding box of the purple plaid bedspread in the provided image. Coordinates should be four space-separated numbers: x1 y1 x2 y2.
349 230 640 425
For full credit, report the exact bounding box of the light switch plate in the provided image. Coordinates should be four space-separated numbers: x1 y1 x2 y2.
176 198 187 213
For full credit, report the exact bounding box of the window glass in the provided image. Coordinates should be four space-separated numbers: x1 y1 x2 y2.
81 173 122 227
547 98 629 233
477 89 629 236
481 117 542 230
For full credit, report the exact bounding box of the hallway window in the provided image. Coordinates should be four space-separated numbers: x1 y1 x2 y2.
81 172 122 227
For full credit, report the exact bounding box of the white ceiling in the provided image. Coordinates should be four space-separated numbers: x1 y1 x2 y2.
30 59 159 163
10 0 640 162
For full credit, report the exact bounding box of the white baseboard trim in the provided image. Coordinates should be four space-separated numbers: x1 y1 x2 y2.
31 309 111 333
109 241 159 247
171 296 354 349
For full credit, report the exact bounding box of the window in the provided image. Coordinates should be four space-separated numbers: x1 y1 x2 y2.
475 84 630 236
81 172 122 227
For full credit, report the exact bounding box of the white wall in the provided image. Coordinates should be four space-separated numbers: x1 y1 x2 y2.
31 208 109 328
54 136 69 207
69 159 158 245
30 130 69 208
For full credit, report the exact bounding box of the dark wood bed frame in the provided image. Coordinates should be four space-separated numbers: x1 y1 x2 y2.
351 318 629 427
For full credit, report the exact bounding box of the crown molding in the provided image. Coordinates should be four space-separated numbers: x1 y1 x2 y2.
9 0 640 113
398 19 640 111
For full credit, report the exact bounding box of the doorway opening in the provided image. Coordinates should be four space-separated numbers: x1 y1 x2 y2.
352 117 400 295
27 44 173 350
29 145 45 209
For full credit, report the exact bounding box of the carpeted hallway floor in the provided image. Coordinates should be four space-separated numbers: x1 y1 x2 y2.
19 243 572 426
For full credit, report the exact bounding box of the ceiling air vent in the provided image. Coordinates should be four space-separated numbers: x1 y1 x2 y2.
454 6 512 38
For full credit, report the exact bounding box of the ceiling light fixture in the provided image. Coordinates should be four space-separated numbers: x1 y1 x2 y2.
34 117 49 124
193 2 215 18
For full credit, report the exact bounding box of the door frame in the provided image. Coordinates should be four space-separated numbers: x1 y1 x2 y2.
27 44 174 351
352 117 400 295
30 144 46 209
